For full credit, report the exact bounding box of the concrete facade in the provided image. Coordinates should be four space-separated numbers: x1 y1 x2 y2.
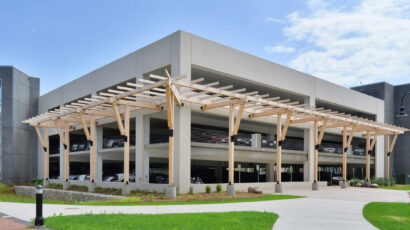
33 31 387 193
0 66 39 184
352 82 410 178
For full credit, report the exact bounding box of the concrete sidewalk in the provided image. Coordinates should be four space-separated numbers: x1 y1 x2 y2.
0 187 407 230
0 198 376 230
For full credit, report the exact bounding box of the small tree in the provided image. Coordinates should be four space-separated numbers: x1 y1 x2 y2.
216 184 222 193
205 185 211 193
189 186 194 195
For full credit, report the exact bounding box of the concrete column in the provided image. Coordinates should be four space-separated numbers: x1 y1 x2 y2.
266 162 275 182
251 134 261 148
375 102 385 178
96 125 103 181
303 96 315 182
143 116 150 184
135 112 148 189
171 31 192 194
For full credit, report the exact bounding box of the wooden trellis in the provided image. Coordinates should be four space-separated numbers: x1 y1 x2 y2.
24 69 408 191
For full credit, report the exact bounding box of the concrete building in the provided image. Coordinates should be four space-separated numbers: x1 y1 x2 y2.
352 82 410 180
17 31 408 193
0 66 39 184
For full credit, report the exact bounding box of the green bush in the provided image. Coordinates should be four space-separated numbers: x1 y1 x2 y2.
350 178 362 186
372 177 387 186
189 186 194 195
216 184 222 193
30 178 43 185
389 177 396 186
0 184 14 193
205 185 211 193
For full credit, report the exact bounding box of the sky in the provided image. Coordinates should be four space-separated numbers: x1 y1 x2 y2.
1 0 409 95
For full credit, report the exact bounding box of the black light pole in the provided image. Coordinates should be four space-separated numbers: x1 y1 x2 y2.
397 92 410 118
35 185 44 227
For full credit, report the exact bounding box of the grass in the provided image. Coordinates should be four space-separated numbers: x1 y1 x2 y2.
379 184 410 190
363 202 410 230
45 211 279 230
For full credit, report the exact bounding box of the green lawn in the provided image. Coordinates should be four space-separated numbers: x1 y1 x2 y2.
363 202 410 230
45 212 278 230
0 192 301 206
379 184 410 190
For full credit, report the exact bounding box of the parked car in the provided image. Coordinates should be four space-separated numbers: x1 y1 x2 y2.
149 173 168 184
69 175 78 180
332 176 343 185
191 176 204 184
78 174 90 181
115 173 125 182
103 176 116 182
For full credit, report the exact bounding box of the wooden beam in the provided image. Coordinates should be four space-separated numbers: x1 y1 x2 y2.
250 107 288 119
342 127 347 182
64 121 70 181
44 127 49 179
389 133 399 153
366 132 371 182
54 120 67 146
313 120 318 182
276 113 282 183
290 116 323 124
117 100 161 110
202 99 240 111
346 125 357 147
385 135 390 179
90 115 96 182
233 101 246 135
281 112 293 141
79 113 91 141
124 104 130 183
166 84 174 186
228 103 235 185
112 103 125 136
318 119 329 144
370 132 378 150
34 125 47 149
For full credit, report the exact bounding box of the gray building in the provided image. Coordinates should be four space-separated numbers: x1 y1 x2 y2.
0 66 39 183
352 82 410 180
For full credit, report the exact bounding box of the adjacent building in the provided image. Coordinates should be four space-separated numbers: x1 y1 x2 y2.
0 66 39 184
352 82 410 182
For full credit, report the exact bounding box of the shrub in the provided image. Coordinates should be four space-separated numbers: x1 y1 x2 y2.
0 184 13 193
216 184 222 193
388 177 396 186
30 178 43 185
147 194 154 201
205 185 211 193
189 186 194 195
372 177 387 186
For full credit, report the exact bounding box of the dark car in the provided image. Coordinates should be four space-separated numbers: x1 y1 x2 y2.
149 173 168 184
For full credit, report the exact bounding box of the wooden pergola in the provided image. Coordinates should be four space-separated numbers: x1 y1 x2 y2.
24 69 408 193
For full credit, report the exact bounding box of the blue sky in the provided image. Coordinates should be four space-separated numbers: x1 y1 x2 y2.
1 0 409 95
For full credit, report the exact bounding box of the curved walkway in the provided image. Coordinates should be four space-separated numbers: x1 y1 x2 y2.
0 187 408 230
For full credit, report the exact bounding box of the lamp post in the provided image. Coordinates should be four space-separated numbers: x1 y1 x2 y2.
397 92 410 117
35 185 44 226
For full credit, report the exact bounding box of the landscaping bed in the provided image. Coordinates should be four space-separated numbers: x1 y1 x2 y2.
44 211 279 230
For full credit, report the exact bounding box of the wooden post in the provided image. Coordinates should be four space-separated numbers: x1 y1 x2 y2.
124 104 130 183
366 132 370 182
313 120 318 182
342 127 347 182
228 103 235 184
44 128 49 180
385 135 390 180
276 113 282 183
64 121 70 181
166 85 174 186
90 115 96 182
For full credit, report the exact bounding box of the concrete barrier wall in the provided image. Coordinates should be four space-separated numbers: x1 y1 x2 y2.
14 186 124 202
191 182 327 193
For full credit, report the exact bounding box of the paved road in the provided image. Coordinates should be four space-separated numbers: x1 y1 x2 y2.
0 187 408 230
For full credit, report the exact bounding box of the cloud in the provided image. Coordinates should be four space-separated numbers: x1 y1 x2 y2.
265 17 285 24
278 0 410 86
265 45 295 53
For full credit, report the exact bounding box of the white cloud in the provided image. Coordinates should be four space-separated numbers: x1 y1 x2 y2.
265 45 295 53
280 0 410 86
265 17 285 24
